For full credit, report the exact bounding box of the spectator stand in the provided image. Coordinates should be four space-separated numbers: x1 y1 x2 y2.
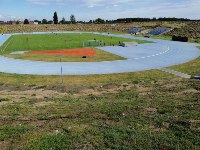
128 27 144 35
148 27 173 35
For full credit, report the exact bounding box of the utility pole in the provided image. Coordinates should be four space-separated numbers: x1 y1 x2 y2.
60 54 64 84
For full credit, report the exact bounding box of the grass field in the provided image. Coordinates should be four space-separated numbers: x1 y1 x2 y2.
0 68 199 149
0 33 149 62
1 79 200 150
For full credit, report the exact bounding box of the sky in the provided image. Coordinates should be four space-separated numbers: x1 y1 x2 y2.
0 0 200 21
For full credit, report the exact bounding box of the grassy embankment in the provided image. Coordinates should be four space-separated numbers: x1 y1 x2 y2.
0 70 199 149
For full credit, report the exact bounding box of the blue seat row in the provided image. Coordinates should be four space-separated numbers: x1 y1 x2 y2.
128 27 144 34
148 27 172 35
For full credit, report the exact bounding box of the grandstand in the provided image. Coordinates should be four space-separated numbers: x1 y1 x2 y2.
128 27 144 34
148 27 172 35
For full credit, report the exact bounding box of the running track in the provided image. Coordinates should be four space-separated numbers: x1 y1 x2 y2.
0 32 199 75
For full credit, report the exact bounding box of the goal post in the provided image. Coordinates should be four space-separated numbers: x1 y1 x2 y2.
83 40 103 48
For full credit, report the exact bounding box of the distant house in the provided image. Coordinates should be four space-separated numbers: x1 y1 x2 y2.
28 21 34 25
0 21 12 25
0 20 38 25
34 22 39 25
0 21 23 25
7 21 19 25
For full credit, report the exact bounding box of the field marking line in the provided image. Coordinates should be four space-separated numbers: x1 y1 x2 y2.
1 36 14 53
133 46 170 60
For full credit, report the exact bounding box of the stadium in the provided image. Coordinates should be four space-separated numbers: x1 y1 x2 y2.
0 1 200 150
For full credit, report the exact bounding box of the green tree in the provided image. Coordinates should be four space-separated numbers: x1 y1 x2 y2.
34 20 41 24
16 21 20 24
53 12 58 24
48 20 53 24
60 17 66 24
24 19 29 24
94 18 105 24
70 14 76 24
42 19 48 24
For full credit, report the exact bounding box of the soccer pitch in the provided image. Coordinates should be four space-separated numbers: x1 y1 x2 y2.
1 33 146 54
0 33 149 62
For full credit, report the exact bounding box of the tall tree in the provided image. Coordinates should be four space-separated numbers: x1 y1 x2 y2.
70 14 76 24
24 19 29 24
53 12 58 24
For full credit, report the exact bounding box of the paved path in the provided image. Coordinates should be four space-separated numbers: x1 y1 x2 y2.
159 68 191 78
0 32 200 75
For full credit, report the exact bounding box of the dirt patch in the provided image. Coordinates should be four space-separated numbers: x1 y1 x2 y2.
176 89 199 95
33 101 54 107
143 108 158 114
26 48 96 57
0 141 9 150
190 120 200 123
72 83 137 97
0 89 68 106
0 78 199 106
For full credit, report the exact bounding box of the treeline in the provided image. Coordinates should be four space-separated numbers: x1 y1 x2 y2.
3 11 199 25
77 17 200 24
81 17 199 24
114 17 199 23
36 12 77 24
33 12 200 24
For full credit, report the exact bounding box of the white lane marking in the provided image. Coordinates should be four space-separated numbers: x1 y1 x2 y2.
133 47 170 60
1 36 13 53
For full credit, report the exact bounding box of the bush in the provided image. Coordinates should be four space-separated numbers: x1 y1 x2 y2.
172 35 188 42
24 19 29 24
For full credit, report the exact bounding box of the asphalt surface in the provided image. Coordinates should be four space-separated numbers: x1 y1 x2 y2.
0 32 199 75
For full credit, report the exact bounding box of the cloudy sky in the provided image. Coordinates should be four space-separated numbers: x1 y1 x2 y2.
0 0 199 21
